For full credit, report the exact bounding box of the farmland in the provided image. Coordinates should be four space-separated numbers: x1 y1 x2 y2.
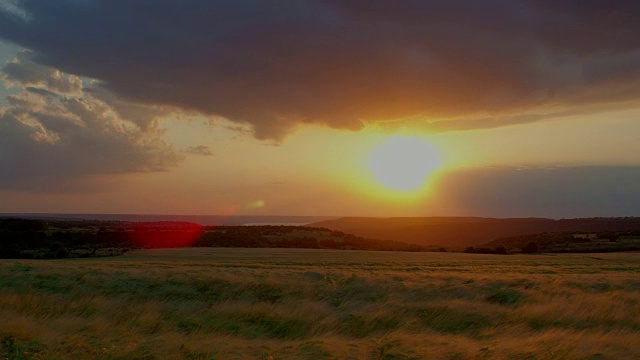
1 249 639 359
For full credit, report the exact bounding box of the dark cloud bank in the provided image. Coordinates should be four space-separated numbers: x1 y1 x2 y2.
437 166 640 218
1 0 640 138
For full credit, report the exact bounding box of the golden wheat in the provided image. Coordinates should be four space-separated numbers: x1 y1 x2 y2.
1 249 639 359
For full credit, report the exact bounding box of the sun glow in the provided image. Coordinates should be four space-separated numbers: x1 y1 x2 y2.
368 136 442 191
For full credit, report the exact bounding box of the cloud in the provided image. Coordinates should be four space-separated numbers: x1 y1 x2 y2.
0 53 182 191
0 1 639 139
2 51 81 94
184 145 213 156
434 166 640 218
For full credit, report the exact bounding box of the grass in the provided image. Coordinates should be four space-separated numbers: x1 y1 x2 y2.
1 249 639 359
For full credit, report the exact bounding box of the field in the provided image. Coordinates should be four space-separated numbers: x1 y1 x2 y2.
1 249 640 359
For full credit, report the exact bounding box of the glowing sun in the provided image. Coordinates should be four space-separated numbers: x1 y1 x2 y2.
368 136 441 191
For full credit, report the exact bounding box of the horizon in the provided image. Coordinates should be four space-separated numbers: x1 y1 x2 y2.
1 2 640 218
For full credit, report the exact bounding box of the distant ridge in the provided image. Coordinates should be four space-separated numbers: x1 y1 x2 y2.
307 217 640 248
0 213 337 226
0 218 425 259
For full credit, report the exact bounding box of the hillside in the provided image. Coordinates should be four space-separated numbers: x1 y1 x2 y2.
307 217 640 248
0 218 425 259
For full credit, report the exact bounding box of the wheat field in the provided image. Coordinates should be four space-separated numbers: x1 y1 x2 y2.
1 249 639 359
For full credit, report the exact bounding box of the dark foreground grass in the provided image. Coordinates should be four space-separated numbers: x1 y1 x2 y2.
1 249 639 359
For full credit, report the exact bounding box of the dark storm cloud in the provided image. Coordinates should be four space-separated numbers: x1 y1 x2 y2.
436 166 640 218
1 1 640 139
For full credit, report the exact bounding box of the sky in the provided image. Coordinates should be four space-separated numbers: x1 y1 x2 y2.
0 0 639 218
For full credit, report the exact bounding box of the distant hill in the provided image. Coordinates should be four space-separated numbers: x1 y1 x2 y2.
0 219 425 259
197 226 426 252
307 217 640 248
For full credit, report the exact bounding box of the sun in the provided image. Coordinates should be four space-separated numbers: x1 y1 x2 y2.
368 136 441 191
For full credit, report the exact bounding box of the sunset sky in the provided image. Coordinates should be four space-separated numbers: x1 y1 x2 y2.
1 1 639 218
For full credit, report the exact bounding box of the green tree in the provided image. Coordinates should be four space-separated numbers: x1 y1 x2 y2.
521 242 538 254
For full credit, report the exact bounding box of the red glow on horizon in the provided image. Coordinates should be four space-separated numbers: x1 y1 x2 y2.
128 222 204 248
